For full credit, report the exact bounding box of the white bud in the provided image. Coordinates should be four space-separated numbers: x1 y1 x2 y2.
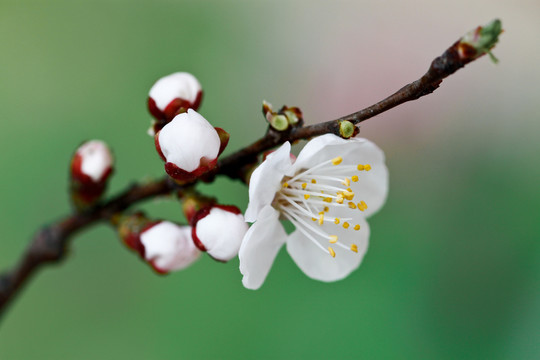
149 72 202 111
158 109 220 173
194 207 249 262
140 222 200 272
76 140 113 182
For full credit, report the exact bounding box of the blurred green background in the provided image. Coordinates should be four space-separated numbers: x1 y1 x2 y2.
0 0 538 359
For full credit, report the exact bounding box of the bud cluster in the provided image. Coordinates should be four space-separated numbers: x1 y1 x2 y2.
262 101 303 131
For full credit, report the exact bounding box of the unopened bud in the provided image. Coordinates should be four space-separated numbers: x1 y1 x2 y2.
114 212 155 256
339 120 356 139
191 205 248 262
147 72 203 134
458 19 502 63
70 140 114 210
155 109 229 183
140 221 200 274
263 101 304 131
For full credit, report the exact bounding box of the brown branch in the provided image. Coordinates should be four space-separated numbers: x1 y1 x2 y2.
0 20 501 321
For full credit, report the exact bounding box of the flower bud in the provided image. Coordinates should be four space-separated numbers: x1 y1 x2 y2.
339 120 357 139
70 140 114 210
155 109 229 183
140 221 201 274
262 101 303 131
148 72 203 133
458 19 502 63
191 205 249 262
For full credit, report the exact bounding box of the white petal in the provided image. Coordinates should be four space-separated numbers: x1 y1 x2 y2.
140 222 200 272
239 206 287 289
286 216 369 282
195 208 249 261
77 140 113 182
244 142 292 222
293 134 388 217
158 109 220 172
149 72 201 110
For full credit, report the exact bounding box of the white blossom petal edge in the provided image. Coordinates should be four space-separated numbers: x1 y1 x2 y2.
239 134 388 289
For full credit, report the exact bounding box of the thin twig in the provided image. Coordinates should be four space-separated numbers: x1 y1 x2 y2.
0 21 501 321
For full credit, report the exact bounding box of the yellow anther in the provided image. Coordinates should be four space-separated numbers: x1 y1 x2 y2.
342 178 351 186
282 182 289 188
334 218 340 224
344 191 354 201
311 179 317 184
364 164 371 171
318 211 324 215
351 175 359 182
360 200 368 209
318 213 324 225
348 202 357 209
328 247 336 258
357 203 365 212
347 188 352 193
301 183 307 189
343 222 350 229
336 195 344 204
329 235 338 244
332 156 343 165
354 224 361 231
323 197 333 203
350 244 358 253
324 206 329 212
312 217 317 221
304 194 310 200
357 164 364 171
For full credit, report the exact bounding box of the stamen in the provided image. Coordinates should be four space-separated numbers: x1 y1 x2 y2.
328 247 336 257
323 206 329 212
342 177 350 186
348 202 357 209
354 224 361 231
311 179 316 184
329 235 338 244
301 183 307 189
343 222 350 229
282 182 289 188
281 212 329 253
304 194 310 200
357 164 364 171
334 218 340 224
332 156 343 165
318 213 324 225
364 164 371 171
351 175 359 182
350 244 358 253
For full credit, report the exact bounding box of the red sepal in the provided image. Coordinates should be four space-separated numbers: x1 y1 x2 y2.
164 157 218 183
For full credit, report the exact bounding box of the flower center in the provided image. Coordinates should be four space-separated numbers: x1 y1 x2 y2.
273 156 372 258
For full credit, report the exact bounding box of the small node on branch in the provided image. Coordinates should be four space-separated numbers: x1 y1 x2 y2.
338 120 357 139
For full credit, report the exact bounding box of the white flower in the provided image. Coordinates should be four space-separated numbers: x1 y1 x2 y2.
140 221 201 273
73 140 113 183
239 134 389 289
192 205 249 262
148 72 202 121
156 109 223 181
